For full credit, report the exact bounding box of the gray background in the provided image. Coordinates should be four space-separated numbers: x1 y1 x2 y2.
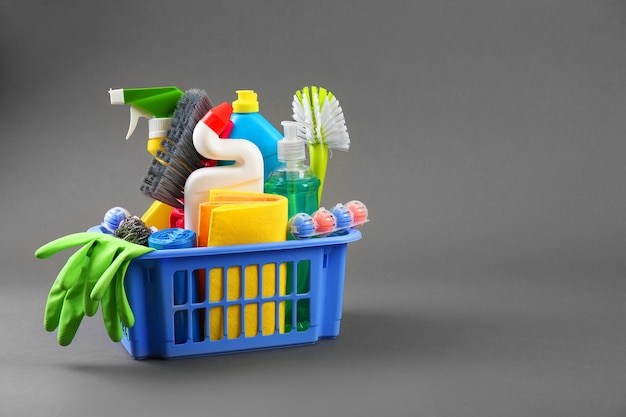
1 0 625 416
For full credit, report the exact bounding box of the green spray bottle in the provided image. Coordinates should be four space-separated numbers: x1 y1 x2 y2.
264 121 320 218
264 121 321 332
109 86 184 157
109 86 184 229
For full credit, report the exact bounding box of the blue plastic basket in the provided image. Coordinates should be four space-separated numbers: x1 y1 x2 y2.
120 229 361 359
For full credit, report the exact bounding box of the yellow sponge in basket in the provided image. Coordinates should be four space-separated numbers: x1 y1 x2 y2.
197 190 288 340
140 200 173 230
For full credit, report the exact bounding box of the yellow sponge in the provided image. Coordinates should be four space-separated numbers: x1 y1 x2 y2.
140 200 173 230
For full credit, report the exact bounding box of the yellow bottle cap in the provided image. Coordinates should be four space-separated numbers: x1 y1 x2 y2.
232 90 259 113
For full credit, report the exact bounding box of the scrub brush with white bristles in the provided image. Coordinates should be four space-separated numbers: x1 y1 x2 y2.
292 86 350 204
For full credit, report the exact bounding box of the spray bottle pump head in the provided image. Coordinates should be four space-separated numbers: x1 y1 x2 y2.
109 86 183 139
278 121 308 162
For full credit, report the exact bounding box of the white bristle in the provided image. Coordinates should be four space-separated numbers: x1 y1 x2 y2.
292 87 350 151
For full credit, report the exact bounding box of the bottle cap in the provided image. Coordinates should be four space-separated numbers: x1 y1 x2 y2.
277 121 307 162
232 90 259 113
200 102 233 135
148 117 172 139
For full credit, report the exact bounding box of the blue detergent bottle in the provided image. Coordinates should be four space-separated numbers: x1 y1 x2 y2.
226 90 282 181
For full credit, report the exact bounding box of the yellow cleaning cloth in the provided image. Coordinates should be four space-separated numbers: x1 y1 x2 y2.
198 190 288 340
198 189 288 246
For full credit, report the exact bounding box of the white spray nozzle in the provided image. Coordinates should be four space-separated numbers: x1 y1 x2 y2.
126 106 154 140
109 88 159 140
109 88 125 105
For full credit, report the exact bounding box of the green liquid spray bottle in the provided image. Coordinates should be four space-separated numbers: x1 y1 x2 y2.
264 121 320 332
264 121 321 218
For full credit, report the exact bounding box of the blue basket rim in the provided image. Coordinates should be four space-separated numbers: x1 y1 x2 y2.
135 229 362 260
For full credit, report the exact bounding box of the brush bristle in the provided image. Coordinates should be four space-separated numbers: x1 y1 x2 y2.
292 86 350 151
140 89 213 208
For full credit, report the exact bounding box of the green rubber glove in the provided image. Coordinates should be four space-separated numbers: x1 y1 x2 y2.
36 232 154 345
38 234 99 346
82 242 118 317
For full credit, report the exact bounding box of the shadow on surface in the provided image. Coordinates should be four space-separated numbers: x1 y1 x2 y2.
61 305 519 382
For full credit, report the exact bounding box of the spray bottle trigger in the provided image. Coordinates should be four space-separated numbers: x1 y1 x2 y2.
127 106 154 140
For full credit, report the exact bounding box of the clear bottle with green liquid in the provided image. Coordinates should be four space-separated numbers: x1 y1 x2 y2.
264 121 320 332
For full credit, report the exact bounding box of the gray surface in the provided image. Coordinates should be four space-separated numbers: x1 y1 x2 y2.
1 1 625 416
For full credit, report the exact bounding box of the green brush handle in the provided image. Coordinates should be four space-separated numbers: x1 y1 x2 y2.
308 142 328 205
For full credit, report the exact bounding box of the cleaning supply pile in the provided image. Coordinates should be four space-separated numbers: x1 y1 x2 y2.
36 85 369 356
